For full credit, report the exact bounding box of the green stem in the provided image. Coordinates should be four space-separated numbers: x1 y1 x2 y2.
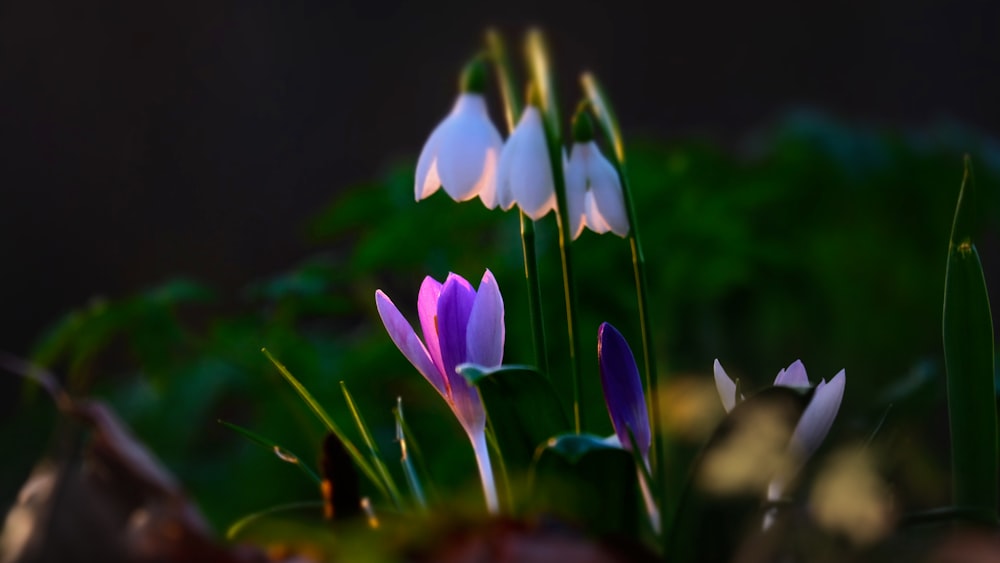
526 29 584 433
581 71 666 539
485 29 549 377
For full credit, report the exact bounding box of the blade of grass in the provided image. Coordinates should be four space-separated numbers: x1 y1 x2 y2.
261 348 388 502
339 381 404 509
393 397 427 511
218 419 321 485
226 500 324 540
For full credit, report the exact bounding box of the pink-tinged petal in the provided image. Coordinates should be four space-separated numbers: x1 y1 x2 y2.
477 148 501 209
790 369 846 459
466 270 505 367
417 277 445 376
714 359 738 413
774 359 810 388
585 145 629 237
415 126 444 201
598 323 651 456
565 144 589 239
495 135 518 211
375 290 447 397
584 191 611 233
509 108 556 220
436 274 477 387
436 95 504 202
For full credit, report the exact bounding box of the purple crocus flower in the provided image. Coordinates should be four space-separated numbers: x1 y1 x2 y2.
375 270 503 512
713 359 846 510
598 322 651 458
598 322 659 531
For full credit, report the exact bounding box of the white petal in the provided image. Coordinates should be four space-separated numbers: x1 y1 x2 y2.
714 359 737 413
434 94 504 203
584 142 629 237
496 135 518 211
790 369 846 459
584 191 610 233
506 108 556 220
415 126 444 201
565 144 589 239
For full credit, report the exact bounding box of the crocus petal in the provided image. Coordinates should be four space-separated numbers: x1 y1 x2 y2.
375 290 447 397
417 277 445 376
714 359 738 413
565 144 590 239
436 274 477 382
789 369 846 459
774 359 810 388
598 323 651 455
466 270 505 367
415 127 444 201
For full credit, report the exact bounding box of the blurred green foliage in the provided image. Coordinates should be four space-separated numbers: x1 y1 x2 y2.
3 111 999 533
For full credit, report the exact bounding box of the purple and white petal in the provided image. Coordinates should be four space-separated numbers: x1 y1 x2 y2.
417 276 445 376
436 274 477 386
598 323 651 455
714 359 738 413
375 290 447 396
789 369 846 459
466 270 505 367
774 359 810 388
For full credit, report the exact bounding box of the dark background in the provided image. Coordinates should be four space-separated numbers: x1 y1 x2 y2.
1 0 998 358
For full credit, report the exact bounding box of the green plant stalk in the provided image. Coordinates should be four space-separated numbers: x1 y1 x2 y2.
261 348 390 502
942 156 998 522
226 500 325 540
582 72 672 553
485 28 549 377
581 72 661 465
526 29 585 433
340 381 405 509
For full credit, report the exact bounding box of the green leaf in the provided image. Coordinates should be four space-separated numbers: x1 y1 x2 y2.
261 348 389 502
218 419 321 485
225 500 324 540
529 433 639 536
943 156 998 521
459 364 571 474
340 381 404 509
393 397 428 511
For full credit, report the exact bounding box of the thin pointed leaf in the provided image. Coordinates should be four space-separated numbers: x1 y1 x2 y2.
218 420 321 485
261 348 388 501
339 381 404 509
225 501 324 540
459 364 571 473
393 399 427 511
943 156 998 521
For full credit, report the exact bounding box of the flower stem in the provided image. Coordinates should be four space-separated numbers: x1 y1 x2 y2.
470 429 499 514
526 29 585 434
581 71 666 537
485 29 549 377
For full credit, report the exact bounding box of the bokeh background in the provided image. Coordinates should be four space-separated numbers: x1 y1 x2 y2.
2 0 1000 535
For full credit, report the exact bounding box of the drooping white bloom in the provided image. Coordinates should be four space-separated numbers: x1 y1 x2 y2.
415 93 504 208
565 141 629 239
495 106 557 220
